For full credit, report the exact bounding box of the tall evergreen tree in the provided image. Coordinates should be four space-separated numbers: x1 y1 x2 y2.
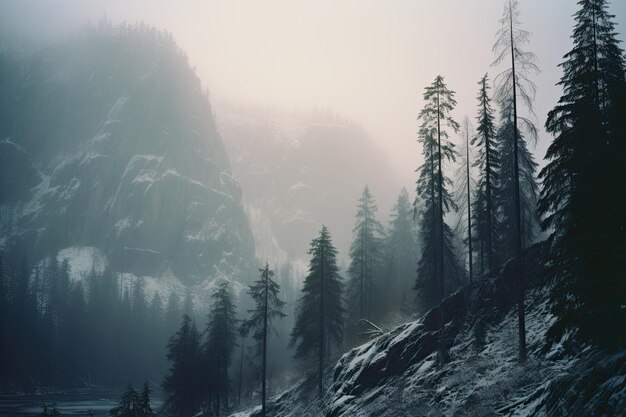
347 186 384 326
492 0 540 362
290 226 345 398
147 293 166 378
471 75 500 275
384 188 419 313
119 284 133 380
162 314 204 417
8 258 39 391
204 282 238 416
494 97 540 262
137 382 155 417
45 258 71 383
183 288 194 320
45 258 71 365
415 75 464 362
62 281 87 383
131 278 149 381
455 117 475 283
0 255 6 382
539 0 626 348
165 292 181 337
236 327 247 408
109 385 139 417
241 264 285 417
414 76 464 312
86 268 112 385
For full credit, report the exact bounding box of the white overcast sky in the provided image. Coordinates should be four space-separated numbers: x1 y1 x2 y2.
2 0 625 189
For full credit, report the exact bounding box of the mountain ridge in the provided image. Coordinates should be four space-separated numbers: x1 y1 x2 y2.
0 25 255 294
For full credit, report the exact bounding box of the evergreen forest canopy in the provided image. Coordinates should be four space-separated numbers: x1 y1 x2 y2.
0 1 624 416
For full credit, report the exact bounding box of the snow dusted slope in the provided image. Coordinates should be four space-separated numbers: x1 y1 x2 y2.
233 241 626 417
0 27 255 290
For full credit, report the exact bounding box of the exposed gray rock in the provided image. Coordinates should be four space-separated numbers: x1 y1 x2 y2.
0 29 255 286
232 241 626 417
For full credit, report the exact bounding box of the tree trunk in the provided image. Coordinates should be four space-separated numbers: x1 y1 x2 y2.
224 361 228 416
360 226 364 320
319 248 325 398
509 1 527 362
436 83 446 362
262 268 268 416
484 87 494 272
238 334 244 407
466 126 473 284
429 140 437 299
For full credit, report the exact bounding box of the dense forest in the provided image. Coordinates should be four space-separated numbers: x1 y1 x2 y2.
0 0 625 416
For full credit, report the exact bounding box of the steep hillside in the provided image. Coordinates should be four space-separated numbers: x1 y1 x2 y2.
215 103 401 269
0 26 255 290
233 240 626 417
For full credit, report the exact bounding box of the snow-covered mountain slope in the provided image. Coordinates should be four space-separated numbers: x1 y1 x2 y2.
233 241 626 417
215 102 401 270
0 27 255 290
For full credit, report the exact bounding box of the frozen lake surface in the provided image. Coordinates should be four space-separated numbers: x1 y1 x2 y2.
0 390 163 416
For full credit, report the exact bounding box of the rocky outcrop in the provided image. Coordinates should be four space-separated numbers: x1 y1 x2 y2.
232 240 626 416
0 27 255 285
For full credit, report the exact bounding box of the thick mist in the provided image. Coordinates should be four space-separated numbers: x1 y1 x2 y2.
1 2 625 416
3 0 625 188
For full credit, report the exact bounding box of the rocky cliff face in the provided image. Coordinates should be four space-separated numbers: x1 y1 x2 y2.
0 26 255 288
216 103 401 270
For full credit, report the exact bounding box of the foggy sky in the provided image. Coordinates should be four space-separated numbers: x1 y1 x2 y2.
2 0 625 190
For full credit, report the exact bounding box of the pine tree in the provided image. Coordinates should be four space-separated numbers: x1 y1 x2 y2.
384 188 419 313
62 281 87 383
165 291 181 337
494 97 540 262
137 381 155 417
130 278 149 381
119 283 133 380
346 186 384 327
183 288 194 319
162 314 204 417
539 0 626 348
86 267 121 385
470 75 500 275
414 76 464 312
50 404 61 417
109 385 138 417
236 327 247 408
46 258 71 364
8 258 38 391
0 255 6 382
455 117 475 283
492 0 540 362
147 293 165 378
204 282 238 416
41 257 68 384
414 75 465 363
241 264 286 417
290 226 345 398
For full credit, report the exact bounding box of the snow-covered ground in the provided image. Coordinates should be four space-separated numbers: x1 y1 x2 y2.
230 243 626 417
